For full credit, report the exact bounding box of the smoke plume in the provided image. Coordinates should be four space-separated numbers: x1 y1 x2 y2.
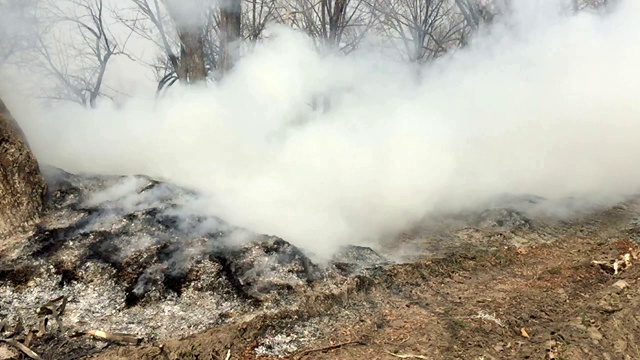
5 0 640 256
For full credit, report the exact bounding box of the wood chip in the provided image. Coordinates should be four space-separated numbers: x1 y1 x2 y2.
84 330 142 344
36 318 47 338
24 332 34 348
385 351 430 359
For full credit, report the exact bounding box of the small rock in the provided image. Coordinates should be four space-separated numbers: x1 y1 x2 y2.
494 343 504 352
614 339 628 353
587 327 603 341
612 280 629 291
556 289 569 302
390 319 405 328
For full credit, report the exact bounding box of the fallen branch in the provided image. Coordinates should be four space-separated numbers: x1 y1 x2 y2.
295 340 366 359
385 350 430 359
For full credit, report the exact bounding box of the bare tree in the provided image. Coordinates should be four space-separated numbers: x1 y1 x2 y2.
454 0 486 30
244 0 279 43
36 0 132 108
288 0 377 53
375 0 466 62
123 0 183 91
123 0 215 90
163 0 209 83
0 0 40 66
124 0 245 90
278 0 376 112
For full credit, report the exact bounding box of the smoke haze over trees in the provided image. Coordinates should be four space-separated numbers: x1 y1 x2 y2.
0 0 578 101
1 0 638 256
0 0 617 102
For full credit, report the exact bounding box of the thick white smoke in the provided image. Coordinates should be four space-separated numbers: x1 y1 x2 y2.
5 0 640 256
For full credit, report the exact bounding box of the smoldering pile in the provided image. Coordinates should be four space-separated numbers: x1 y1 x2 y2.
0 166 389 354
1 164 601 359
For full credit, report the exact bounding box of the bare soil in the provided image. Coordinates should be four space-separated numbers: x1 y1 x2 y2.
83 198 640 360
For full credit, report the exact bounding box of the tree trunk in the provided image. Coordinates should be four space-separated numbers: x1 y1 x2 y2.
0 97 47 236
164 0 208 84
328 0 347 47
219 0 241 75
177 30 207 83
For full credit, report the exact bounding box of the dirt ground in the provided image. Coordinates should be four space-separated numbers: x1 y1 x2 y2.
74 196 640 360
4 196 640 360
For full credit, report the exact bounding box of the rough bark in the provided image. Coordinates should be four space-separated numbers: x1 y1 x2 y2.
219 0 241 74
176 30 207 83
326 0 347 47
0 97 47 236
164 0 208 84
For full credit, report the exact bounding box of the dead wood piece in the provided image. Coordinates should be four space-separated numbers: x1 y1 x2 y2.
385 351 430 359
0 338 41 360
37 296 67 332
84 330 142 345
36 318 48 338
295 340 367 359
24 331 34 348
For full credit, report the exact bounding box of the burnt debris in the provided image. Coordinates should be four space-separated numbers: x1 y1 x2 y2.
475 208 534 231
1 167 386 346
25 169 331 303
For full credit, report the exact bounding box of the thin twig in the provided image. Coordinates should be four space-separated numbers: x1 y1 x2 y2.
385 350 430 359
295 340 366 359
